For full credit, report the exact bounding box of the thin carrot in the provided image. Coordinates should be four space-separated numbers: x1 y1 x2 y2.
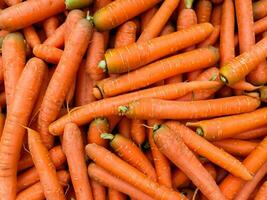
255 181 267 200
63 122 93 200
91 180 106 200
160 22 175 35
49 81 221 135
0 0 65 31
118 117 131 138
101 23 214 73
140 7 158 31
101 133 157 181
33 44 63 64
38 18 93 148
253 0 267 20
65 0 92 9
196 0 212 23
108 189 127 200
130 119 146 146
233 126 267 140
88 163 154 200
229 80 260 91
166 121 252 180
43 23 65 48
114 20 137 48
153 124 225 200
121 96 260 120
22 26 41 49
43 16 60 38
0 58 46 200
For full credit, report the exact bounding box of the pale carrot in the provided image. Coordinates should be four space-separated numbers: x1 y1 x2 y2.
22 26 41 49
33 44 63 64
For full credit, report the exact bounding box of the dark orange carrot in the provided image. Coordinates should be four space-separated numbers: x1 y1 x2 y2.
196 0 212 23
118 117 131 138
108 189 127 200
140 7 158 31
217 86 233 98
87 118 109 147
172 168 191 189
255 181 267 200
0 112 5 139
253 0 267 20
153 125 225 200
43 23 65 48
130 119 146 146
102 23 214 73
22 26 41 49
0 0 65 31
114 20 137 48
33 44 63 64
233 126 267 140
91 180 106 200
43 16 60 38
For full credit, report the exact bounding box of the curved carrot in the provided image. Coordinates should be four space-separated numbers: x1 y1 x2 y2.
95 47 219 98
33 44 63 64
233 125 267 140
130 119 146 146
140 7 158 31
114 20 137 48
22 26 41 49
38 18 93 148
0 0 65 31
43 23 65 48
101 133 157 181
43 16 59 38
4 0 21 6
196 0 212 23
253 0 267 20
166 121 252 180
63 122 93 200
91 180 106 200
0 58 46 200
153 124 225 200
255 181 267 200
108 189 127 200
65 0 92 9
102 23 214 73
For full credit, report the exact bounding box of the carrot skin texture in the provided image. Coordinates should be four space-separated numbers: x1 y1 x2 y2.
91 180 106 200
233 126 267 140
33 44 63 64
255 181 267 200
0 58 46 200
114 20 137 48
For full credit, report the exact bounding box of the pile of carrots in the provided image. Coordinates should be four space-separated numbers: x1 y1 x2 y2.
1 0 267 199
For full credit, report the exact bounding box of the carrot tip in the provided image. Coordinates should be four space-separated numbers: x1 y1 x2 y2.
98 60 107 72
219 75 228 84
100 133 114 140
118 106 129 116
196 128 204 137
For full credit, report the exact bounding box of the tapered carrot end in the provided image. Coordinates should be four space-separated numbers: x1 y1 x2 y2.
93 87 103 99
65 0 93 10
98 60 107 72
101 133 114 140
118 106 129 116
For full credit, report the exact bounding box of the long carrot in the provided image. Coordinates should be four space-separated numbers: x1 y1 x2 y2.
121 96 260 120
63 122 93 200
233 125 267 140
43 23 65 48
255 181 267 200
49 81 221 135
0 58 46 200
101 23 214 73
166 121 252 180
196 0 212 23
187 107 267 141
22 26 41 49
43 16 59 38
86 143 186 200
114 20 137 48
2 32 26 111
140 7 158 31
254 0 267 20
153 124 225 200
101 133 157 181
91 180 106 200
38 18 93 148
33 44 63 64
0 0 65 31
130 119 146 146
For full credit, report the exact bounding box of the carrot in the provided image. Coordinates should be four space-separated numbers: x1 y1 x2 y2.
43 16 59 38
17 145 66 192
91 180 106 200
233 126 267 140
101 23 214 73
0 56 3 83
229 80 260 91
254 16 267 35
188 107 267 141
160 22 175 35
87 117 109 147
88 163 154 200
93 0 160 31
196 0 212 23
101 133 157 181
65 76 76 104
0 112 5 139
49 81 221 135
140 7 158 31
43 23 65 48
0 58 46 200
85 29 105 81
219 136 267 199
166 121 252 180
198 25 220 47
63 122 93 200
0 0 65 31
38 18 93 148
153 124 225 200
33 44 63 64
18 153 34 172
122 96 260 120
247 60 267 86
137 0 180 42
65 0 92 9
164 74 183 84
255 181 267 200
2 32 26 111
0 92 6 108
93 0 112 11
172 168 191 189
211 0 223 3
118 117 131 138
107 115 122 131
108 189 127 200
16 170 70 200
253 0 267 20
22 26 41 49
130 119 146 146
96 47 219 98
114 20 137 48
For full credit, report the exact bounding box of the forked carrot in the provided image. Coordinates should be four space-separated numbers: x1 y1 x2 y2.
130 119 146 146
33 44 63 64
140 7 158 31
233 125 267 139
114 20 137 48
43 16 60 38
22 26 41 49
253 0 267 20
87 118 109 147
255 181 267 200
196 0 212 23
91 180 106 200
43 23 65 48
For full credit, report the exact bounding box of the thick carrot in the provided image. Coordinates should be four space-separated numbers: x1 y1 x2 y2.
122 96 260 120
4 0 21 6
49 81 221 135
101 23 214 73
255 181 267 200
166 121 252 180
43 16 59 38
137 0 180 42
65 0 92 9
0 0 65 31
130 119 146 146
187 107 267 141
0 58 46 200
86 143 185 200
93 0 160 31
196 0 212 23
95 47 219 98
140 7 158 31
253 0 267 20
91 180 106 200
63 122 93 200
22 26 41 49
153 124 225 200
233 126 267 140
2 32 26 111
118 117 131 138
16 170 70 200
43 23 65 48
38 18 93 148
33 44 63 64
87 118 109 147
88 163 154 200
114 20 137 48
101 133 157 181
108 189 127 200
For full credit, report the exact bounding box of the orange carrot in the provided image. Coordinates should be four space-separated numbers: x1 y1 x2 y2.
4 0 21 6
233 126 267 140
198 25 220 47
87 118 109 147
196 0 212 23
172 168 191 189
130 119 145 146
118 117 131 138
153 124 225 200
93 0 112 11
101 23 214 73
91 180 106 200
137 0 180 42
140 7 158 31
160 22 175 35
38 18 93 148
107 115 122 131
108 189 127 200
114 20 137 48
0 0 65 31
253 0 267 20
65 76 76 104
43 16 60 38
0 112 5 139
255 181 267 200
33 44 63 64
86 143 185 200
166 121 252 180
93 0 160 31
63 123 93 200
0 58 46 200
0 56 3 83
43 23 65 48
18 153 34 172
22 26 41 49
254 16 267 35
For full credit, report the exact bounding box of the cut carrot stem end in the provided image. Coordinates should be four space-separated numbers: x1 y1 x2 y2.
152 124 161 133
98 60 107 72
220 75 228 84
196 127 204 137
259 86 267 102
65 0 93 10
118 106 129 115
185 0 194 9
100 133 114 140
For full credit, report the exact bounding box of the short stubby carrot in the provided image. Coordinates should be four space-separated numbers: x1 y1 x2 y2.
114 20 137 48
121 96 260 120
253 0 267 20
255 181 267 200
93 0 160 31
102 23 214 73
95 47 219 98
187 107 267 141
33 44 63 64
0 57 46 200
86 143 186 200
0 0 66 31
